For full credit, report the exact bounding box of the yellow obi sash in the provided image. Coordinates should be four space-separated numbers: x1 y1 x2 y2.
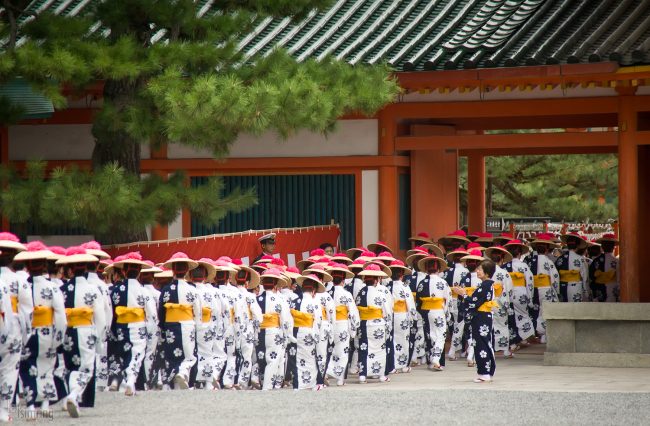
478 301 498 313
201 307 212 323
533 274 551 288
321 307 328 320
559 269 581 283
493 283 503 298
115 306 145 324
32 305 54 327
511 272 526 287
291 309 314 327
394 300 408 313
335 305 349 321
358 306 383 321
595 269 616 284
465 287 476 297
65 307 93 327
411 292 417 299
261 313 280 329
229 308 235 324
11 296 18 313
164 303 193 322
420 297 444 310
248 306 253 320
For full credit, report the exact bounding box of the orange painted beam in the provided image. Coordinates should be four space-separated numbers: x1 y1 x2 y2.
141 156 410 173
18 108 97 125
618 96 640 303
391 97 620 120
467 153 485 233
441 114 618 131
459 146 618 156
10 155 410 174
396 131 617 151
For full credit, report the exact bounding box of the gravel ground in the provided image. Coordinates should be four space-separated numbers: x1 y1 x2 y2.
11 387 649 425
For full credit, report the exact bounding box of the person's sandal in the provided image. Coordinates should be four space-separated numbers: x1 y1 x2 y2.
473 377 492 383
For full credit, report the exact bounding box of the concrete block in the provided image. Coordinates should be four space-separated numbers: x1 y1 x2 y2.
575 321 641 353
641 323 650 354
544 352 650 368
546 319 575 353
542 302 650 321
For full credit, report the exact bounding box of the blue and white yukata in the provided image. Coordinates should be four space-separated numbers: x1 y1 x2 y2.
491 267 513 353
86 272 112 390
503 259 535 343
461 279 496 378
255 289 292 390
0 278 18 421
442 263 469 358
108 279 157 390
355 284 391 379
314 291 335 384
492 265 521 356
217 284 240 387
288 292 322 390
210 283 232 386
0 267 31 414
555 250 590 302
18 276 66 408
449 271 480 359
142 283 161 386
59 275 106 406
344 276 365 374
416 273 451 368
194 281 223 387
443 263 469 338
234 285 262 389
589 252 618 303
403 270 426 364
325 285 359 383
525 252 559 340
386 279 415 372
158 278 201 387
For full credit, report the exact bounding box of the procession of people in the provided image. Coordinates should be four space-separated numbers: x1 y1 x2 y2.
0 228 619 421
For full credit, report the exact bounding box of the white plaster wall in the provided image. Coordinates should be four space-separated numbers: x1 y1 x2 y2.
8 124 151 160
361 169 378 247
167 119 378 159
168 211 183 240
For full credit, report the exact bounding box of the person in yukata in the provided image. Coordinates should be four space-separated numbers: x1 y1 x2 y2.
452 259 497 383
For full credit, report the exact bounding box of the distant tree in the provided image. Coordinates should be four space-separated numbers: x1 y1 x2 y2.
459 152 618 224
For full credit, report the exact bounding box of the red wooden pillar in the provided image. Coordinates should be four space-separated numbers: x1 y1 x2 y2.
378 107 399 251
617 95 640 302
467 152 486 233
411 149 459 241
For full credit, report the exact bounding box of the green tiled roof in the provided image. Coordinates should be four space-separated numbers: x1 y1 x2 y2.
8 0 650 71
0 78 54 119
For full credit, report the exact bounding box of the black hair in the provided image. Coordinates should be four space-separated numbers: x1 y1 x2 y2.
320 242 334 250
479 259 496 277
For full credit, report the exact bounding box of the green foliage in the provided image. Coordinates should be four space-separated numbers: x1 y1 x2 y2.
0 161 257 242
0 0 399 242
460 153 618 223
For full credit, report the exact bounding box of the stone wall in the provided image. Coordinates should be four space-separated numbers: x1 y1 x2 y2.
544 302 650 367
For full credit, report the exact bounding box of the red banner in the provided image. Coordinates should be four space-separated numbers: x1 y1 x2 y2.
103 225 340 266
